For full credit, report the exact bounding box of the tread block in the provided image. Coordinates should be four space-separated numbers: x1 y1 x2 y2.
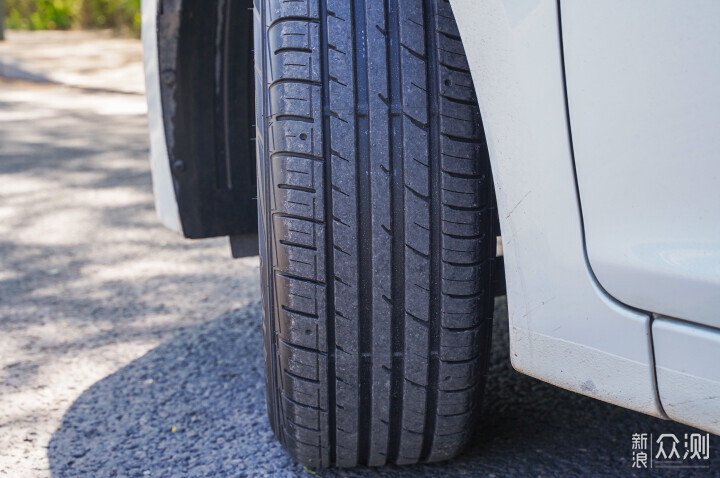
270 154 324 219
269 82 319 119
266 0 319 25
278 341 322 390
268 20 321 84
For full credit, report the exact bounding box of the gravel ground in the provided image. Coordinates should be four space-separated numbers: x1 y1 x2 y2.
0 34 717 477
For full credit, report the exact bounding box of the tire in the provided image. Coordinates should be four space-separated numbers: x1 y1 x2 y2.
254 0 497 468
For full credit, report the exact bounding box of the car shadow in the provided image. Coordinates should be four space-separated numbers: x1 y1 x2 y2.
48 299 717 477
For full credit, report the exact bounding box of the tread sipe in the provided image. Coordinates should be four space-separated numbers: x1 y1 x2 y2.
254 0 496 468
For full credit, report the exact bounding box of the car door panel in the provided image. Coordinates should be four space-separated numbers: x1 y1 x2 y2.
561 0 720 328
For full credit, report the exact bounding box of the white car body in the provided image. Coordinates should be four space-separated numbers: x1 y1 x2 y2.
141 0 182 233
452 0 720 434
144 0 720 435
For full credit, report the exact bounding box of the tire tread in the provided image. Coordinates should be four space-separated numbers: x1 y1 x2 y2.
255 0 495 468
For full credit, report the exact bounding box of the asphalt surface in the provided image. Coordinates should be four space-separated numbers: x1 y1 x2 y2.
1 72 718 477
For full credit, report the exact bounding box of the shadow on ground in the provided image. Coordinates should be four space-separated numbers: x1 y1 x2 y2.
0 80 259 473
48 299 717 477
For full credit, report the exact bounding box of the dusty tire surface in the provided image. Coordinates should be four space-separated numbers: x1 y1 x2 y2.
254 0 497 468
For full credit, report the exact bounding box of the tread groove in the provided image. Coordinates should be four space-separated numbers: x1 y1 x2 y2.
280 338 328 355
353 0 373 466
319 0 337 467
420 0 441 463
386 0 405 465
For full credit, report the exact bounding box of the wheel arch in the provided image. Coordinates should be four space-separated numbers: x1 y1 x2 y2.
450 0 665 417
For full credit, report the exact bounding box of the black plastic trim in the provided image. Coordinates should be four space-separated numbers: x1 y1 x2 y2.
157 0 257 239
